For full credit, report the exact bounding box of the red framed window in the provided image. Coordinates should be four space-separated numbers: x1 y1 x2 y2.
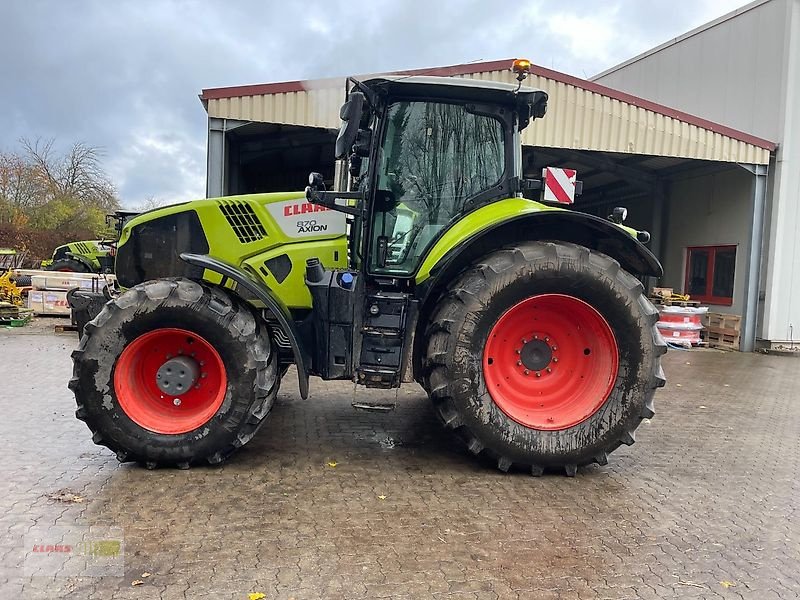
684 245 736 306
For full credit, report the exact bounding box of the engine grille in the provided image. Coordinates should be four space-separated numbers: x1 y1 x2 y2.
73 242 93 255
219 200 267 244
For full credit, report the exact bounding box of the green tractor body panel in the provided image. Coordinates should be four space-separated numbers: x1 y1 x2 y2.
416 198 640 283
116 191 653 311
117 191 348 309
48 240 113 271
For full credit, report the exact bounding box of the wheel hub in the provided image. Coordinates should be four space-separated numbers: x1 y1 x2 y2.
114 328 227 435
155 355 199 396
519 338 553 372
483 294 619 431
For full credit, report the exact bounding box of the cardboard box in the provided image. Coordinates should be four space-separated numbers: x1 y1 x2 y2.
27 290 70 315
27 291 44 314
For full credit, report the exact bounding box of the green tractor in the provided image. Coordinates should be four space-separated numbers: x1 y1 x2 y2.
68 63 666 475
43 210 139 272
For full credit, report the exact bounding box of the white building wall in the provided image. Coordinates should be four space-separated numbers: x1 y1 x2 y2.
661 169 754 317
593 0 789 142
762 0 800 342
595 0 800 343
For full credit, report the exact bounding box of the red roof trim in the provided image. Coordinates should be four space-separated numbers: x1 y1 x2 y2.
201 59 776 152
198 60 511 101
200 77 341 100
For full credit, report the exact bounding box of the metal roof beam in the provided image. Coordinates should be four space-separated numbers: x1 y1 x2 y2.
656 160 736 180
546 149 659 191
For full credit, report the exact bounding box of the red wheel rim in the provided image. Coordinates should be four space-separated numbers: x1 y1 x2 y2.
114 328 227 434
483 294 619 430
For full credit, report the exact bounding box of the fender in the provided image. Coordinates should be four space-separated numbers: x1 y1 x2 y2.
180 253 310 399
416 199 661 293
65 252 99 272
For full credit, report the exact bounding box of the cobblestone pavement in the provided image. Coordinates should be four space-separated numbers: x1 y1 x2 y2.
0 329 798 599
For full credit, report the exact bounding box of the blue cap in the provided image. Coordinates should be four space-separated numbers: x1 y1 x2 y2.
340 272 354 288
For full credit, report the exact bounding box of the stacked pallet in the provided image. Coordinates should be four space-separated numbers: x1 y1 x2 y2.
703 313 741 351
656 305 708 347
649 287 708 347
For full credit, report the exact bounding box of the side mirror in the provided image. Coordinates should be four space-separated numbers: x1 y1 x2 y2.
335 92 366 159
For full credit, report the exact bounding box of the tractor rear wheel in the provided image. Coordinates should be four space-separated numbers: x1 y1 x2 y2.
422 241 666 476
46 258 92 273
69 278 279 468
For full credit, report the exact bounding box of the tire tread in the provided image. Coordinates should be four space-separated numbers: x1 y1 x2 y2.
421 241 665 475
70 278 280 468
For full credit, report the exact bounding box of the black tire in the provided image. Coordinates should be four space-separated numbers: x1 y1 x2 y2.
69 278 279 468
422 241 666 476
12 275 31 287
46 258 92 273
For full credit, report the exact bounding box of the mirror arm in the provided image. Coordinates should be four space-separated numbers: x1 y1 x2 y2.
305 188 365 218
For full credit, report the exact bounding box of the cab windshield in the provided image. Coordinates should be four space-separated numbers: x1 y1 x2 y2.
370 101 505 274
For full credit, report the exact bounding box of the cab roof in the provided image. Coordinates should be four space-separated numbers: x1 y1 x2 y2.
361 75 548 124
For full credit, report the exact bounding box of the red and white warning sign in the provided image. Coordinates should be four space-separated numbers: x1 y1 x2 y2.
542 167 577 204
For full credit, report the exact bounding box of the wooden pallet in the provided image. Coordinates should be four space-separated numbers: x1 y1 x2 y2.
54 323 79 333
703 312 741 350
705 330 740 350
705 313 741 330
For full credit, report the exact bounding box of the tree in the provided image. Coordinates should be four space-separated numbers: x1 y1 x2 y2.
19 138 119 231
0 139 121 262
133 195 166 213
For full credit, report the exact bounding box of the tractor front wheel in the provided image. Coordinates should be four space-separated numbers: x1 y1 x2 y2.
423 241 666 476
69 278 279 468
46 258 92 273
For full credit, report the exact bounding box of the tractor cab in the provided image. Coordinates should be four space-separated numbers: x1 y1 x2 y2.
307 73 548 278
302 73 549 388
105 210 141 238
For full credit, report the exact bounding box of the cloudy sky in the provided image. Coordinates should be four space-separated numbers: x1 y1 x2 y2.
2 0 747 207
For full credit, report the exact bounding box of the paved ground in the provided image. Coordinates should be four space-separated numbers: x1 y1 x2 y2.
0 326 798 600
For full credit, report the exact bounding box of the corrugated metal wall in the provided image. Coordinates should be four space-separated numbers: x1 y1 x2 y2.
205 71 771 165
463 69 770 164
206 79 346 129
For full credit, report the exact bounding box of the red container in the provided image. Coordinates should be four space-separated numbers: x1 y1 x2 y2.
658 313 703 327
657 326 701 344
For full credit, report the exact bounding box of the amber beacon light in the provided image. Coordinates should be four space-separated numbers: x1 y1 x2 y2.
511 58 532 82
